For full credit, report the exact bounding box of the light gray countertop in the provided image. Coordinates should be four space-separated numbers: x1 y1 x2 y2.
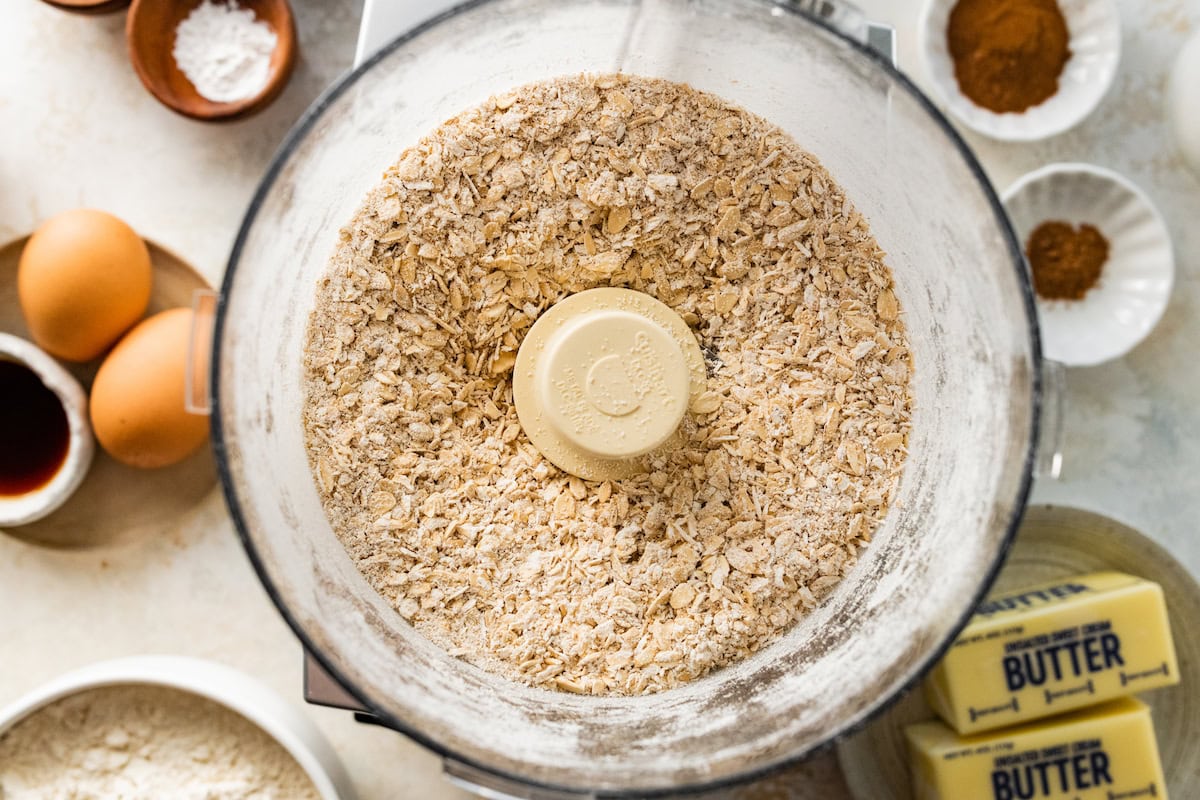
0 1 1196 798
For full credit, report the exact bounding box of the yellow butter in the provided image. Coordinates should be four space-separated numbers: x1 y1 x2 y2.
907 698 1167 800
926 571 1179 734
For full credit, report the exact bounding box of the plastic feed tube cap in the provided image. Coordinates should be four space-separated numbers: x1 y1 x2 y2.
513 288 706 481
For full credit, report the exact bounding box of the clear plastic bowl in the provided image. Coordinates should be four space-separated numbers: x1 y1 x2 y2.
213 0 1040 794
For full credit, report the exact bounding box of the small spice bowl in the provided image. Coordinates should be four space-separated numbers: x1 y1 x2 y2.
1003 163 1174 366
126 0 297 122
918 0 1121 141
0 333 94 527
0 656 356 799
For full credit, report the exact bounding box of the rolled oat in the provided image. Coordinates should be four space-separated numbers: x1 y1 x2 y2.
303 74 913 696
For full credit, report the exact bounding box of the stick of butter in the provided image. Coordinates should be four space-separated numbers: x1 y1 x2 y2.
926 571 1178 735
906 698 1167 800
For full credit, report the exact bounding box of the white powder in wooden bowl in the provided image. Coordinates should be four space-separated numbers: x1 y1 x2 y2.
173 1 277 104
0 685 320 799
303 73 913 696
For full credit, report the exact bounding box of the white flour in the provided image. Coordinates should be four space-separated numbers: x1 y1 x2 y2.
0 684 319 800
172 1 278 104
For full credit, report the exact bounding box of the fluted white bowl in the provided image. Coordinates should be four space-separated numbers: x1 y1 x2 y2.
919 0 1121 141
1003 163 1174 366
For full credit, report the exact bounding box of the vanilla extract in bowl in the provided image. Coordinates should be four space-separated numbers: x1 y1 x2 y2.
0 359 70 496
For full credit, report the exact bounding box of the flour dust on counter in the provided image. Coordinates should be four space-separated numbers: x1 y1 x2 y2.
303 73 913 697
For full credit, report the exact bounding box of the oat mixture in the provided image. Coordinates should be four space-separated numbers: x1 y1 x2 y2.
303 74 913 696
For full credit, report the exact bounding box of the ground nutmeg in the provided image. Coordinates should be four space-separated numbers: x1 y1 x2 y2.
1026 221 1109 301
947 0 1071 113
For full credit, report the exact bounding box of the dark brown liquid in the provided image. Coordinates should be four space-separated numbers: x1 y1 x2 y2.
0 360 71 497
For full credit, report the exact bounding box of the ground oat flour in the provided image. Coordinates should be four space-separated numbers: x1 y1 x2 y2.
0 685 319 800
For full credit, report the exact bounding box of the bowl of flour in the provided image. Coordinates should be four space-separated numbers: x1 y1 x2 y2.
126 0 297 121
0 656 354 799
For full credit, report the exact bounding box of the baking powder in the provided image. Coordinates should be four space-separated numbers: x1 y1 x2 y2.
172 1 278 104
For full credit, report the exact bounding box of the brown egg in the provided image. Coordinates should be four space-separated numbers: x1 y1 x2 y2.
18 209 152 362
90 308 209 469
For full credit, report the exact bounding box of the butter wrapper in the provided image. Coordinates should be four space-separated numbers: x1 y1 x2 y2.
926 571 1178 734
907 698 1167 800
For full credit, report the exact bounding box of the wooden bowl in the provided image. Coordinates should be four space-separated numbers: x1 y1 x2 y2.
38 0 131 15
126 0 297 122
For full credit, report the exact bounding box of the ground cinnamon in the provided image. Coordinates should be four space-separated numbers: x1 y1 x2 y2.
1026 221 1109 301
947 0 1071 113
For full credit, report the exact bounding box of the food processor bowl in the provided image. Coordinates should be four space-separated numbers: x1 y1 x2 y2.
213 0 1039 794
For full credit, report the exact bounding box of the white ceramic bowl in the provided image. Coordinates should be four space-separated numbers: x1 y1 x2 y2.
918 0 1121 141
1168 30 1200 176
1003 163 1174 366
0 656 357 800
0 333 93 526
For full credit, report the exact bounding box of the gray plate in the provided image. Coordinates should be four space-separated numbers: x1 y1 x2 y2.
836 504 1200 799
0 236 217 550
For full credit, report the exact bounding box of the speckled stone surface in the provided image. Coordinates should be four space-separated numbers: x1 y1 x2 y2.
0 1 1196 798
